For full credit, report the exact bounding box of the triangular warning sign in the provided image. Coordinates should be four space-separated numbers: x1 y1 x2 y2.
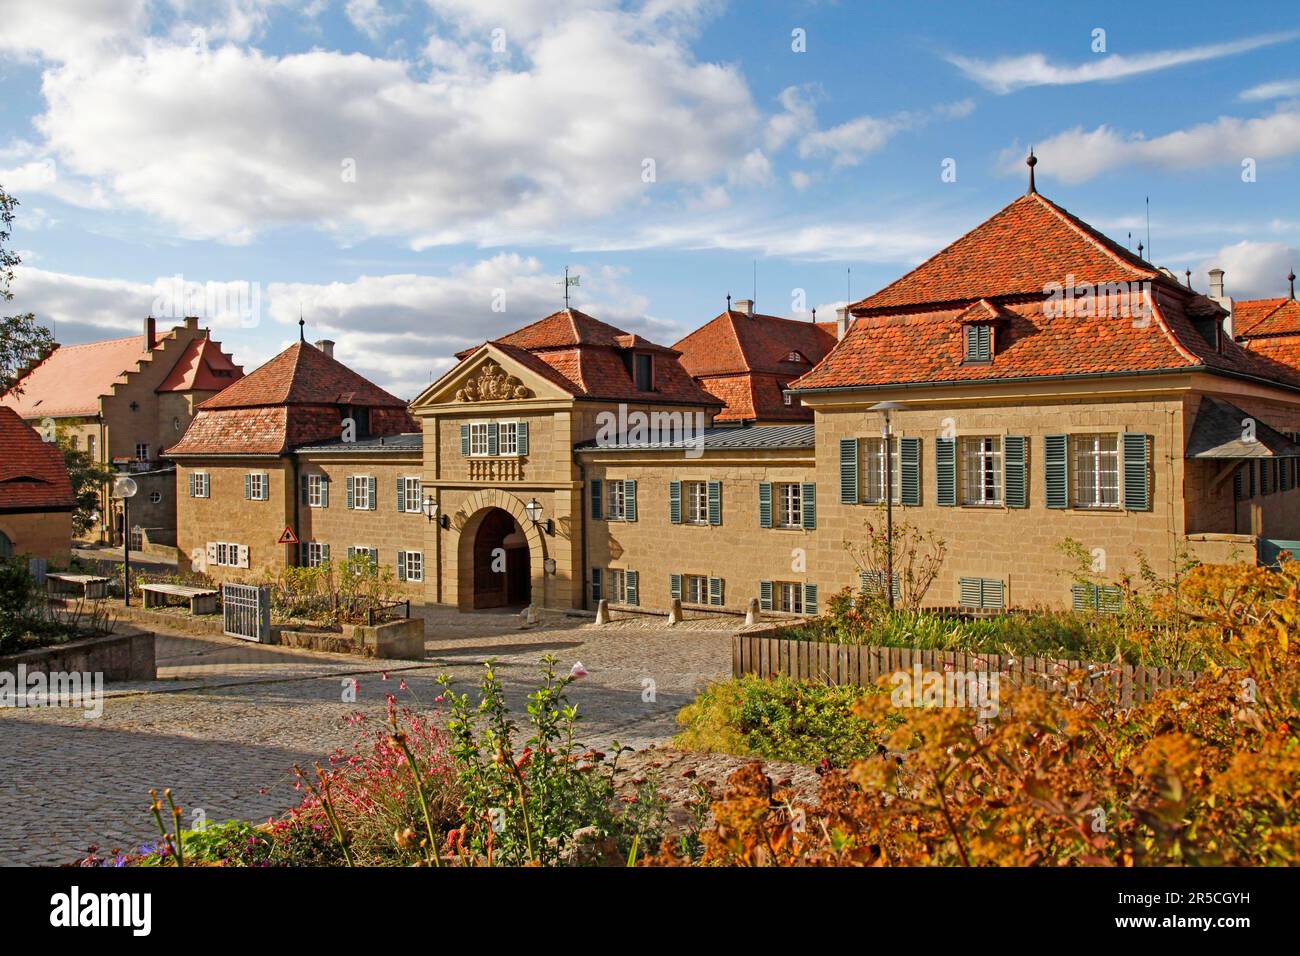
278 526 299 545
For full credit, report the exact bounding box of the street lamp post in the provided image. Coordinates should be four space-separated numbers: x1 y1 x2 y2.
867 402 907 610
112 476 138 607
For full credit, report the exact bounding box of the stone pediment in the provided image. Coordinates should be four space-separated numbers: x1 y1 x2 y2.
455 360 532 402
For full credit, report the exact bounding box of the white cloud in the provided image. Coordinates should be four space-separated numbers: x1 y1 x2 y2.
1198 241 1299 301
24 8 758 245
1240 78 1300 101
345 0 402 40
0 0 150 63
951 31 1299 94
1006 104 1300 183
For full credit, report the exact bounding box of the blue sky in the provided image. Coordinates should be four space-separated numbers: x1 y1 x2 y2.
3 0 1300 397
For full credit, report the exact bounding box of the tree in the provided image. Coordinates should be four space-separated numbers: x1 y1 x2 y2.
57 429 115 538
0 187 55 396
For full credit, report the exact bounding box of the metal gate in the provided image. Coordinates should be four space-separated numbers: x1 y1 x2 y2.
222 583 271 642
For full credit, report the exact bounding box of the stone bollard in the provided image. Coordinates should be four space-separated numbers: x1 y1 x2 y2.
666 598 682 626
745 597 760 626
594 598 610 625
524 603 540 625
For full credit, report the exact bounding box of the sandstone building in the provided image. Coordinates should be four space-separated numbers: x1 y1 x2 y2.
0 407 76 562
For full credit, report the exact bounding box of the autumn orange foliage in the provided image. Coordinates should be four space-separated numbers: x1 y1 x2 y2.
650 561 1300 866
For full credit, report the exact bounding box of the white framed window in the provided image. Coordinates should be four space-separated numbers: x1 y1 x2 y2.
1071 434 1120 509
684 574 708 605
248 472 268 501
606 480 626 520
685 481 708 524
190 472 210 498
469 422 490 456
303 541 328 568
208 541 248 568
135 442 149 461
959 436 1003 506
350 474 374 510
776 483 802 528
403 550 424 582
783 392 793 406
498 421 519 456
347 546 378 567
862 436 900 504
403 477 422 513
777 582 803 614
87 435 96 459
607 568 627 604
308 474 326 508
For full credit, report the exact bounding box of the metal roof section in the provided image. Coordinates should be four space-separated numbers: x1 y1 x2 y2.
575 422 815 453
294 432 425 455
1185 397 1300 459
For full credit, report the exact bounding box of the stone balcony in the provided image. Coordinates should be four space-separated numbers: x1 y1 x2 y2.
468 458 525 481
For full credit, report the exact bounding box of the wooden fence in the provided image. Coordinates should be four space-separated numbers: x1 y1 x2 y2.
732 630 1197 708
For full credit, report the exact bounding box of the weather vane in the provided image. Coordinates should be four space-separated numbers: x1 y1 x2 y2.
560 266 580 308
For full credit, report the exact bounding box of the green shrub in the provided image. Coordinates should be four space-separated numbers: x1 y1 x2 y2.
674 674 898 767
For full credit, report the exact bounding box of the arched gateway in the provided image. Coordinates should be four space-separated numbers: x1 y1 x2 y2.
454 491 547 611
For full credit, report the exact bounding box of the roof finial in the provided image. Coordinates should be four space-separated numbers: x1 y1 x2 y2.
726 293 732 311
1026 147 1037 195
1290 269 1296 300
1184 269 1192 290
298 306 305 343
811 307 817 324
1137 241 1144 260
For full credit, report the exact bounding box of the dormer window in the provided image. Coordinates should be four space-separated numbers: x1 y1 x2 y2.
633 353 654 391
786 351 806 363
964 324 993 363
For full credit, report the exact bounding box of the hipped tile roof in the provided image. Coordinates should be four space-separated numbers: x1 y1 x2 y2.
0 407 76 511
156 336 243 392
793 191 1300 393
199 341 406 410
1236 297 1300 338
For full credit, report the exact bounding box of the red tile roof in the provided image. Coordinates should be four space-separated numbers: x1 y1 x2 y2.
1236 297 1300 338
672 310 835 421
1243 334 1300 371
0 407 76 511
156 336 244 392
0 334 157 419
169 342 418 456
199 341 407 410
852 192 1158 313
455 310 721 407
794 191 1300 394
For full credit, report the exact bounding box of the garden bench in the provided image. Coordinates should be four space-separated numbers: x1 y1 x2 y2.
46 573 111 600
139 583 220 615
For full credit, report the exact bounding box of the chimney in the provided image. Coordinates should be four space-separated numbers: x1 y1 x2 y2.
734 299 754 317
1207 268 1234 339
143 316 156 352
835 307 851 341
315 339 335 359
183 315 199 331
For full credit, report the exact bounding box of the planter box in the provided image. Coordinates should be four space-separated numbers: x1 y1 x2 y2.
0 628 156 682
278 617 425 660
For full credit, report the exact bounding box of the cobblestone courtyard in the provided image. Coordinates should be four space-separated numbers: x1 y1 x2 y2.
0 607 734 865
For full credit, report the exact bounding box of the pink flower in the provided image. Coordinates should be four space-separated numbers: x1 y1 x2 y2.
570 661 589 679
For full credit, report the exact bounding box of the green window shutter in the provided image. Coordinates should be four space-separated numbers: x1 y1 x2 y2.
320 476 329 508
803 583 818 616
516 420 529 456
959 577 982 608
1123 433 1150 511
1248 461 1256 497
936 437 956 506
590 478 603 520
321 543 330 563
1045 435 1069 509
839 438 859 503
369 548 378 565
397 476 406 512
487 422 499 456
1098 585 1122 614
708 576 724 606
801 482 816 529
1004 436 1027 508
965 324 991 362
625 570 639 606
188 472 196 497
900 437 921 506
1261 460 1272 495
346 476 355 510
1233 466 1244 501
1071 583 1090 610
759 580 773 611
758 482 772 528
708 480 722 525
624 480 637 521
244 473 252 500
347 547 356 560
591 567 602 603
668 480 681 523
669 573 682 601
300 475 309 506
368 477 377 511
397 551 406 581
460 424 470 455
982 579 1004 609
